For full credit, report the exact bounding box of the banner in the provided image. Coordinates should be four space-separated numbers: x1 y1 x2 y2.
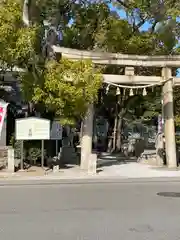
50 121 62 140
158 115 164 133
0 101 8 137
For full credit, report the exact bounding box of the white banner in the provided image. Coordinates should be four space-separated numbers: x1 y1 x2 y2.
0 101 8 137
158 115 164 133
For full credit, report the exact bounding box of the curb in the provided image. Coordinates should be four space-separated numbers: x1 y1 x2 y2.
1 176 180 186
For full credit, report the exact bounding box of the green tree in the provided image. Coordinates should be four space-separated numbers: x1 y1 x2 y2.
62 0 179 150
0 0 39 71
31 59 102 124
0 0 102 125
1 0 179 150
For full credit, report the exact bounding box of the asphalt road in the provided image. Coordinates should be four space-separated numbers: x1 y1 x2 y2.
0 180 180 240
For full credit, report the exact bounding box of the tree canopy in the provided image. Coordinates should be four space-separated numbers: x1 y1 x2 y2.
32 59 102 124
0 0 39 70
0 0 103 124
0 0 180 129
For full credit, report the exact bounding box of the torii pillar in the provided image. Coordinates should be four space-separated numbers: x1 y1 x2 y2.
162 67 177 168
80 104 94 170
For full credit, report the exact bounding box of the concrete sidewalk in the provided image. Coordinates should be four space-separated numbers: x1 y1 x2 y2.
98 162 180 178
0 162 180 181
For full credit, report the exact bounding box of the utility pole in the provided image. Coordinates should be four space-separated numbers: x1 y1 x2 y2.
162 67 177 168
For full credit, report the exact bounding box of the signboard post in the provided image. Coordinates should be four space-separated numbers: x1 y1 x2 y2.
15 117 50 169
41 139 44 168
20 140 24 170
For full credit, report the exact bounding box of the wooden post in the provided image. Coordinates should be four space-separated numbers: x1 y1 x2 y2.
80 104 94 170
162 68 177 168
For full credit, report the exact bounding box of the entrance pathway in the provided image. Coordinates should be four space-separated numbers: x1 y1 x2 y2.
98 162 180 178
97 152 180 178
0 153 180 180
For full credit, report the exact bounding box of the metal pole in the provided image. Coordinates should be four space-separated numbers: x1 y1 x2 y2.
55 140 58 156
41 140 44 168
20 140 24 170
162 68 177 168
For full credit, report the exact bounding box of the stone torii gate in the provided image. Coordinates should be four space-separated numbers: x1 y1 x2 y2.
53 46 180 170
22 0 180 170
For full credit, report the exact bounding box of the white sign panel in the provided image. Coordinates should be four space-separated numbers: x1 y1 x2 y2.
15 117 50 140
50 121 62 140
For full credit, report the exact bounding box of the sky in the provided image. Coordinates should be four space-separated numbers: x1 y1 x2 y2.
109 3 180 31
108 3 180 76
109 3 152 30
68 3 180 76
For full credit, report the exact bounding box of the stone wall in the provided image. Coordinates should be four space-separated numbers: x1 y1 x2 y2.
0 146 8 169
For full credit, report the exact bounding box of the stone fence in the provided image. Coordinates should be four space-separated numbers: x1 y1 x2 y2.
0 146 8 169
0 146 15 172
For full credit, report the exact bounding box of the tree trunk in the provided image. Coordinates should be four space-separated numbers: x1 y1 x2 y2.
116 105 127 152
116 117 123 151
80 120 83 144
112 114 118 152
107 120 113 152
107 137 112 152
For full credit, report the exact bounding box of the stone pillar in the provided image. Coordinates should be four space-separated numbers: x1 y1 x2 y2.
155 133 164 166
7 147 15 172
162 68 177 168
87 153 97 175
80 104 94 170
0 114 7 146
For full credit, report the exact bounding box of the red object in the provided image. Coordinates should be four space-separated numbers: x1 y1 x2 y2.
0 107 4 113
0 107 4 123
